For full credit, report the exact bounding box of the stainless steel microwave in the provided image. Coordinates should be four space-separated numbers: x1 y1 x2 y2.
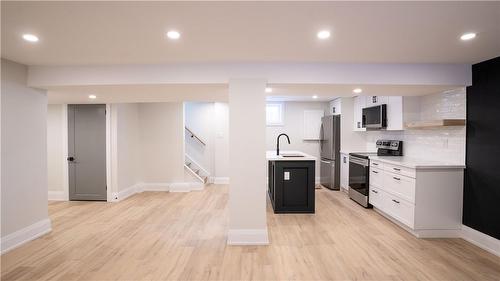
362 104 387 129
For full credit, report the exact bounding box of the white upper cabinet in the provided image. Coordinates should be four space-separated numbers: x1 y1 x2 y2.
386 96 403 130
353 96 366 131
352 96 419 131
303 109 324 140
329 98 342 115
365 96 389 107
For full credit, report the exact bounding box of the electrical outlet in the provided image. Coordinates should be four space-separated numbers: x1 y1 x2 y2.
284 171 290 180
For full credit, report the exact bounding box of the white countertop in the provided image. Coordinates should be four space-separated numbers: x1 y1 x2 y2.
369 155 465 169
340 150 377 155
266 150 316 161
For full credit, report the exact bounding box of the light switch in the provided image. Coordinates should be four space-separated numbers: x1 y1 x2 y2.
284 171 290 180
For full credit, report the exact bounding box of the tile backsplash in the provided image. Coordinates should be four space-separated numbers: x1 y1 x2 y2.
365 88 466 164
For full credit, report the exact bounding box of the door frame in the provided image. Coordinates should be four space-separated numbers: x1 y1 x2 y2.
60 104 112 202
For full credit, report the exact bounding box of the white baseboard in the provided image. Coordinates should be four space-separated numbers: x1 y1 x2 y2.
140 182 170 192
461 225 500 257
169 182 192 192
1 218 52 254
227 228 269 245
48 190 66 201
111 184 142 202
414 229 461 238
109 181 206 202
190 182 204 191
212 177 229 185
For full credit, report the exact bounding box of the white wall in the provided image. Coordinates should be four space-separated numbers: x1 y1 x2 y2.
184 102 215 174
214 102 229 179
138 102 185 184
364 88 466 164
228 79 268 245
114 103 140 191
1 59 51 249
266 101 328 180
47 104 66 193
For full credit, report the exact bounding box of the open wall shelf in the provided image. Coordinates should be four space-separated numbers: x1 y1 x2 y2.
405 119 466 129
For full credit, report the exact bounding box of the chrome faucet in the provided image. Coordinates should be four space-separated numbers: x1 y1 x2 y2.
276 133 290 156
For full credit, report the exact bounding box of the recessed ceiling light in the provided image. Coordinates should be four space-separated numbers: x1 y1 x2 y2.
353 88 363 94
460 32 476 41
88 95 97 99
265 87 273 93
317 30 331 40
22 34 39 42
312 95 318 99
167 30 181 40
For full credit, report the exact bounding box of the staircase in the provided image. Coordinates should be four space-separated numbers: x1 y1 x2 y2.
184 126 209 185
184 159 208 184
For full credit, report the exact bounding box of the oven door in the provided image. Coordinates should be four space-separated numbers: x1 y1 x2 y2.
348 156 370 196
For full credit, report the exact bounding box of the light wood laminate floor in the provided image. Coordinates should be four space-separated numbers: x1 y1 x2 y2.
2 185 500 280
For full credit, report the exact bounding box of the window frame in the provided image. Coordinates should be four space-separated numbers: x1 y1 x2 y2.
266 102 285 126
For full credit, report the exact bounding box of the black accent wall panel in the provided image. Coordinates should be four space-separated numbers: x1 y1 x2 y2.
464 56 500 239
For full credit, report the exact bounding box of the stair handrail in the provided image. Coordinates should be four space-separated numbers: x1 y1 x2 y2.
185 126 206 146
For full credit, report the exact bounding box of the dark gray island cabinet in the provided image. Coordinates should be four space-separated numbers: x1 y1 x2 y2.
267 151 316 213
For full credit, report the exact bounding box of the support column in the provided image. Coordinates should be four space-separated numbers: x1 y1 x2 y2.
227 79 269 245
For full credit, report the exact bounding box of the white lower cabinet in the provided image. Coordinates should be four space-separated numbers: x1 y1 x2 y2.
382 171 415 203
368 160 464 238
340 153 349 190
368 186 384 208
384 193 415 228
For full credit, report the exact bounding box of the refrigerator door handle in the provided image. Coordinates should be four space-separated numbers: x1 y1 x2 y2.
330 161 336 188
319 123 324 153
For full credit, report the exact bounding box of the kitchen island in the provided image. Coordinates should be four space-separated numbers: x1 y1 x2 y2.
266 151 316 213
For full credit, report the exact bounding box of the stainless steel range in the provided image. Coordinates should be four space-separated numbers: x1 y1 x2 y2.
348 140 403 207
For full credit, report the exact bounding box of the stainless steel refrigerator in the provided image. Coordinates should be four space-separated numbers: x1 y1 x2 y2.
320 115 341 190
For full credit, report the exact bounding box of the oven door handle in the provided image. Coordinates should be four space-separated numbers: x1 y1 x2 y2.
349 158 369 167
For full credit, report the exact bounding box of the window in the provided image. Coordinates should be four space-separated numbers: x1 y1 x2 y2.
266 103 284 126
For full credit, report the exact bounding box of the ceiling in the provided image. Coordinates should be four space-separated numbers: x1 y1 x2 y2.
2 1 500 66
46 83 461 104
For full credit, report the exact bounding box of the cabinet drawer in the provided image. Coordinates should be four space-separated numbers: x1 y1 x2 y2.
369 167 383 188
383 172 416 203
370 160 383 169
386 194 415 228
383 163 416 178
369 186 384 208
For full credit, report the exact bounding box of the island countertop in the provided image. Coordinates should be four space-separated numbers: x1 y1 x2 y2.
266 150 316 161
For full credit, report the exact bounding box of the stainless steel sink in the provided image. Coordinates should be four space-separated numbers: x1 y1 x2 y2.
280 154 304 157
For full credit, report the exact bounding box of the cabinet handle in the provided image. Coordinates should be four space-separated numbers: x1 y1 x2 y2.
372 163 378 166
393 167 401 171
372 190 378 194
393 177 401 181
372 171 378 174
392 199 400 204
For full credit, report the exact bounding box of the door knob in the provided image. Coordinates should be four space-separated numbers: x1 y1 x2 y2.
67 156 75 162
